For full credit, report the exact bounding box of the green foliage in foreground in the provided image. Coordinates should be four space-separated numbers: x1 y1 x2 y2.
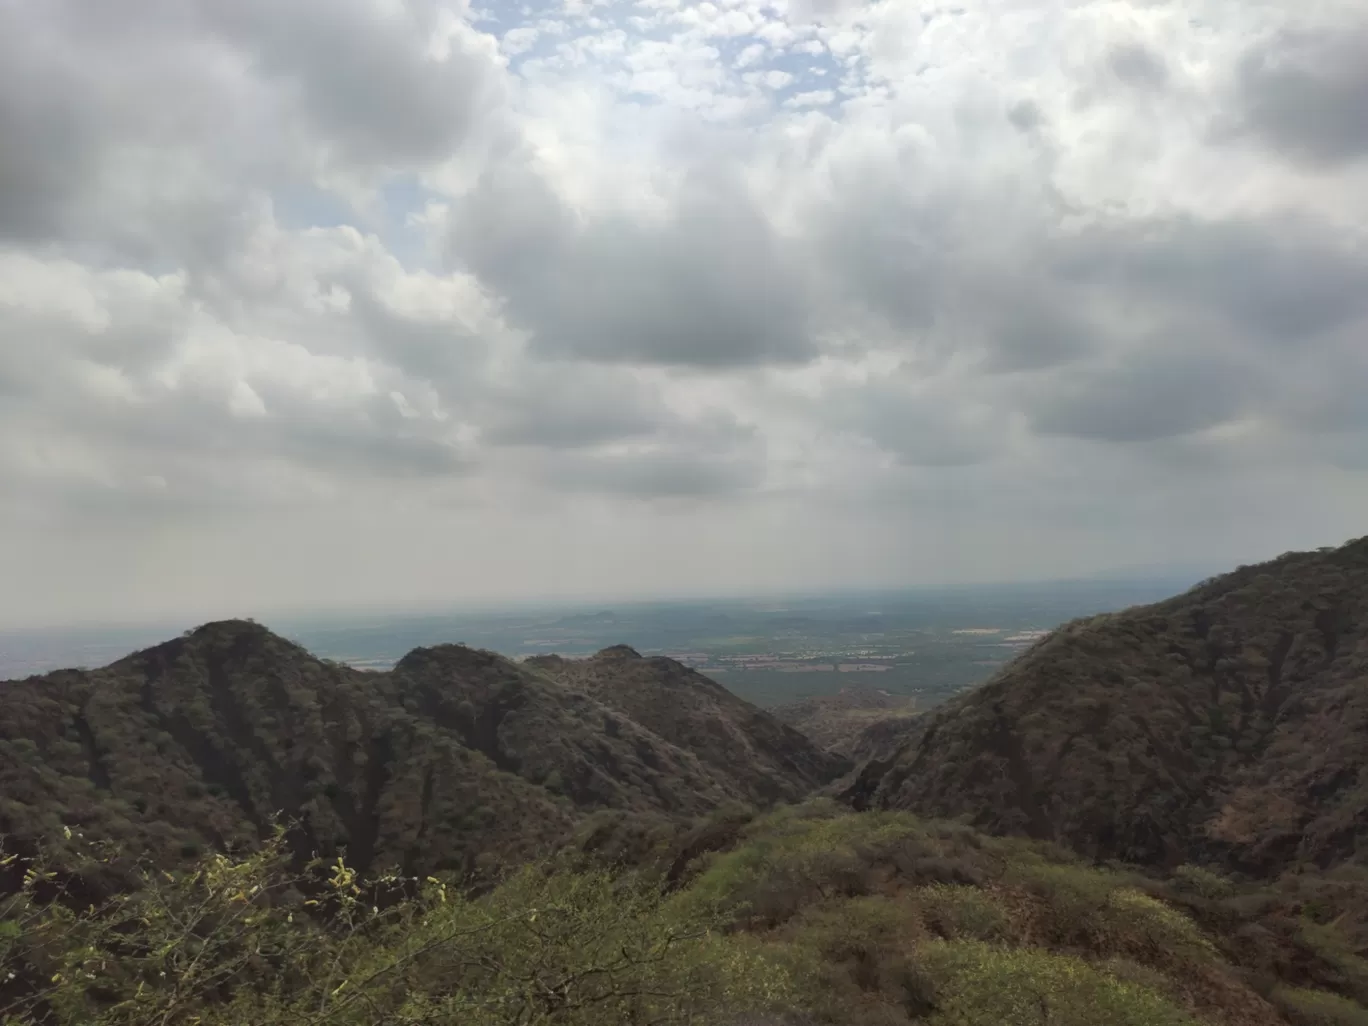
917 941 1199 1026
13 801 1368 1026
0 831 791 1026
1271 987 1368 1026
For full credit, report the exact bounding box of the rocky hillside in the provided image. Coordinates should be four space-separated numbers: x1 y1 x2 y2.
526 646 849 803
0 621 842 878
844 535 1368 876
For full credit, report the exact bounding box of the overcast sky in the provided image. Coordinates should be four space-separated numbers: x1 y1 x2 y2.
2 0 1366 627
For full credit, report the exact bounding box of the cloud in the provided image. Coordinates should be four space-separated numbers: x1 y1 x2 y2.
829 377 1006 467
533 412 766 498
2 0 1368 624
1107 42 1169 91
478 366 674 449
1053 215 1368 344
1026 347 1261 444
200 0 503 168
448 157 817 367
1233 23 1368 167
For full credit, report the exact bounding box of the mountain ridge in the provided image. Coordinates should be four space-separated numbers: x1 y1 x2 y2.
842 534 1368 876
0 620 842 879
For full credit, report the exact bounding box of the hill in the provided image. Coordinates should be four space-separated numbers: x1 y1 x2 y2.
526 646 849 802
843 535 1368 876
0 621 842 879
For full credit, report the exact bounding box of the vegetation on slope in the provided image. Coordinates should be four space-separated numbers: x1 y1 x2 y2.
0 622 840 883
8 801 1368 1026
845 535 1368 876
527 646 850 802
7 537 1368 1025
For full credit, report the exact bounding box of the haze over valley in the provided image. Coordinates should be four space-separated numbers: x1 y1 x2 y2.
3 575 1194 708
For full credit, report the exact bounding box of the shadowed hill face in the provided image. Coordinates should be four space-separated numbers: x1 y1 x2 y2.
0 621 573 878
0 621 840 877
845 535 1368 876
525 647 850 805
392 644 740 815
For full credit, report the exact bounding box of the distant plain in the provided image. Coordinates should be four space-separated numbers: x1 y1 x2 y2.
0 576 1198 708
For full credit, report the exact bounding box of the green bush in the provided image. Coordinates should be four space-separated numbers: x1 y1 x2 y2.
918 940 1200 1026
1007 859 1213 962
682 805 924 928
780 896 933 1026
1170 864 1235 901
1 831 795 1026
1106 887 1216 960
917 885 1013 942
1272 987 1368 1026
1296 920 1368 1004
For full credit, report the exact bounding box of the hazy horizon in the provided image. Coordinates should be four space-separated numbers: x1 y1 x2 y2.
3 1 1366 626
0 552 1245 634
0 570 1203 684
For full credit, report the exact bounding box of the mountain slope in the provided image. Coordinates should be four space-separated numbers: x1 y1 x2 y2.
0 620 840 877
392 644 742 815
525 646 849 803
0 621 575 878
844 535 1368 875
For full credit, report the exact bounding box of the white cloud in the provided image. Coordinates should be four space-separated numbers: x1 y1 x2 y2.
734 42 766 67
784 88 835 107
1 0 1367 625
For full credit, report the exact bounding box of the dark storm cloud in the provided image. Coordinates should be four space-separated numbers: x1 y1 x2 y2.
449 159 817 368
809 154 1096 375
0 35 94 241
0 1 280 261
960 276 1097 373
1027 348 1261 443
1053 215 1368 343
0 0 497 258
1234 26 1368 168
201 0 498 168
986 305 1093 372
0 1 142 244
817 186 944 340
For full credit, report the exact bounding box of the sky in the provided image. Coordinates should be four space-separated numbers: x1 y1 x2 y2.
1 0 1366 627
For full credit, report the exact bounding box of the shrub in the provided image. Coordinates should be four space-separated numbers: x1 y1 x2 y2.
907 857 986 887
1170 864 1235 901
1106 888 1216 961
1 830 796 1026
918 940 1200 1026
681 806 924 928
1007 859 1213 963
780 896 932 1026
1296 920 1368 1004
1272 987 1368 1026
917 885 1013 942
